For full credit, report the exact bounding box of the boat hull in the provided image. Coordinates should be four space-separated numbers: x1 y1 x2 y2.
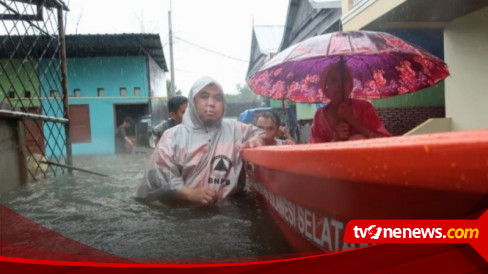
244 130 488 253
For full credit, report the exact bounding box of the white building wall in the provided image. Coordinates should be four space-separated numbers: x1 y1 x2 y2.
147 55 168 124
444 7 488 131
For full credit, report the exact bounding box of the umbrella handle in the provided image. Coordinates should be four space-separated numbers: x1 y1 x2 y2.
340 56 346 102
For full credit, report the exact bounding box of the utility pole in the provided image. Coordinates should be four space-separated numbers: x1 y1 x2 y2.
168 0 175 98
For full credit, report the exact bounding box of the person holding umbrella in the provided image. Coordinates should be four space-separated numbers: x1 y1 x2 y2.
309 62 391 143
248 31 449 143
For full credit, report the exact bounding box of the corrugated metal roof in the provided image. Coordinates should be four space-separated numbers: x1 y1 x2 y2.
64 34 167 71
280 0 341 50
246 25 284 80
253 25 285 53
0 33 167 71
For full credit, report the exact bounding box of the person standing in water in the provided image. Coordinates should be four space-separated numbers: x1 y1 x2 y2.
115 117 134 153
255 111 295 145
135 76 264 205
151 95 188 145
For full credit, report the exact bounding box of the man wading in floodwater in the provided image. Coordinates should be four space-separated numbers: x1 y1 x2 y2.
135 76 264 205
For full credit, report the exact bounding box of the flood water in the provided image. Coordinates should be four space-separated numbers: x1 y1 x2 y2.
0 151 295 260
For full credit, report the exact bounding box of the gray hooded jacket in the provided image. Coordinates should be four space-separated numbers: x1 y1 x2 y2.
135 77 262 201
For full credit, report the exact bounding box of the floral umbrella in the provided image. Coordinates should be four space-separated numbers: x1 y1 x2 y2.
248 31 449 103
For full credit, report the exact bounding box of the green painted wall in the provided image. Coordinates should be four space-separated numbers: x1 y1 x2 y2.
0 59 41 107
270 99 294 108
371 81 445 109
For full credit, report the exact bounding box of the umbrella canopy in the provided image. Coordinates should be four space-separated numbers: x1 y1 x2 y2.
248 31 449 103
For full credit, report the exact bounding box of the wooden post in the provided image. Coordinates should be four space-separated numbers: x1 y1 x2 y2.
58 7 73 174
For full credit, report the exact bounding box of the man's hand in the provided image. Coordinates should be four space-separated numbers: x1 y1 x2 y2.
278 125 296 143
281 139 295 145
125 136 134 147
241 135 265 149
278 125 289 138
179 186 218 205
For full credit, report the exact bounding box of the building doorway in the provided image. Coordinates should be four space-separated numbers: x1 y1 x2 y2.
113 103 148 150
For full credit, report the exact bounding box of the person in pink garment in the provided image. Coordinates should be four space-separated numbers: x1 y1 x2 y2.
309 62 391 143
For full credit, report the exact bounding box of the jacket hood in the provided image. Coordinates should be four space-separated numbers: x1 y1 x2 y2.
182 76 227 129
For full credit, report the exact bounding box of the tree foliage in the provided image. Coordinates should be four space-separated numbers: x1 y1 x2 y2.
166 80 182 97
225 83 260 103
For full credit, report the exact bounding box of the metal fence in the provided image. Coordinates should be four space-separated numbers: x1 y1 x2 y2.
0 0 71 181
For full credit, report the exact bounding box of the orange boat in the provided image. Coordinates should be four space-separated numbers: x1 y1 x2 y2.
243 129 488 253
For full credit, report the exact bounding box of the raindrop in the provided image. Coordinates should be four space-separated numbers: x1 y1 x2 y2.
383 164 388 170
451 162 457 168
423 145 430 153
460 174 466 181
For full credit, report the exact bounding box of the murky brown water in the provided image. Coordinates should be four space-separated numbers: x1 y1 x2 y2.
0 151 294 259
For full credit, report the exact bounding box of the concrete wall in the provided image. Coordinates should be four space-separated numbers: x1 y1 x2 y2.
0 118 22 192
40 56 150 155
341 0 405 31
377 106 445 136
0 59 41 107
147 54 168 125
444 7 488 131
66 56 149 98
404 118 452 136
